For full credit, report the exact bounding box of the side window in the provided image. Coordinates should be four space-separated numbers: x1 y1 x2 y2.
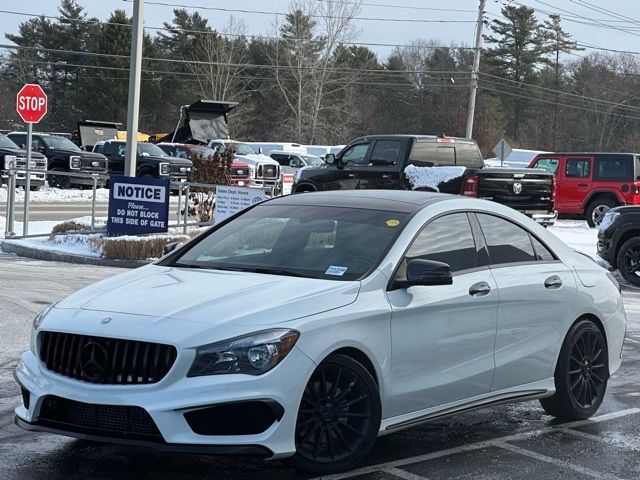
404 213 477 273
289 156 303 168
409 142 436 167
116 144 126 156
33 138 46 150
530 235 555 262
175 148 190 159
533 158 559 174
565 158 590 178
370 140 401 165
477 214 536 265
455 143 482 168
9 135 26 148
341 143 370 165
594 155 633 181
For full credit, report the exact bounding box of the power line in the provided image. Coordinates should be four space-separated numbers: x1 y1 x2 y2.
315 0 476 13
567 0 640 27
124 0 477 23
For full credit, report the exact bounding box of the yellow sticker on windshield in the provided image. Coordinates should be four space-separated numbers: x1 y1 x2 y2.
386 219 400 227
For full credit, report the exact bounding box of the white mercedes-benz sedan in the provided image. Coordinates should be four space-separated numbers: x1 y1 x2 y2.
15 191 626 474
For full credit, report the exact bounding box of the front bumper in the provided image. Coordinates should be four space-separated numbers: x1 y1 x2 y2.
14 345 315 458
67 173 108 187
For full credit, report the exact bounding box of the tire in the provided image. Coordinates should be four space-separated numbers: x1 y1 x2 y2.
540 319 608 421
585 197 617 227
47 168 70 189
616 237 640 286
30 185 41 192
287 354 381 474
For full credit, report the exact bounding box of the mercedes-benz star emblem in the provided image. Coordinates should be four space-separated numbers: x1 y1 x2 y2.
513 182 523 195
79 342 108 380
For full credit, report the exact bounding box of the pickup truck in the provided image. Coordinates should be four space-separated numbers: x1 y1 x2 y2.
100 140 192 182
0 134 48 190
7 131 108 189
293 134 557 225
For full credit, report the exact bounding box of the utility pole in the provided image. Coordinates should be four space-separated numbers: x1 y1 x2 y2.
465 0 486 139
124 0 145 177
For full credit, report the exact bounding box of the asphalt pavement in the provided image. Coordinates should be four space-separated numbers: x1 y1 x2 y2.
0 254 639 480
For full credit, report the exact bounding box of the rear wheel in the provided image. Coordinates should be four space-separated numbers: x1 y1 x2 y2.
616 237 640 286
585 197 617 227
540 319 608 420
288 354 381 474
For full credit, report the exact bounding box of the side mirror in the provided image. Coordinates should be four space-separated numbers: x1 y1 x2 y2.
163 241 183 255
325 153 336 165
393 259 453 289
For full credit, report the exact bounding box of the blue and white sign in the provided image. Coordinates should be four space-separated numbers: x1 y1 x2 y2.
107 175 170 236
214 185 267 223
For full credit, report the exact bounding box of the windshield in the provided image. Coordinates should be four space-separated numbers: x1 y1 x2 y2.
169 204 408 281
191 147 216 158
138 143 167 157
215 143 256 156
532 158 559 174
42 136 81 151
0 136 19 149
303 155 323 166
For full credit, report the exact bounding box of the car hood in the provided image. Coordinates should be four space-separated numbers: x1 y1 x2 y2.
0 147 46 159
48 148 107 160
54 264 360 326
139 155 192 166
235 153 279 167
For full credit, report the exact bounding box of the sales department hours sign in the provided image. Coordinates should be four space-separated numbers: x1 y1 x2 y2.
107 175 170 236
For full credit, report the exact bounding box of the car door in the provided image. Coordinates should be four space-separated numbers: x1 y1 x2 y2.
559 156 592 213
387 213 498 416
105 143 125 175
355 138 404 190
321 141 372 190
474 213 577 391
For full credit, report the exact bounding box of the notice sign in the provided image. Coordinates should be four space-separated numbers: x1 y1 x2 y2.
214 185 266 223
107 175 170 235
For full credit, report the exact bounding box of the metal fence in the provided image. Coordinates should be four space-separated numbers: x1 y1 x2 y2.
2 168 273 239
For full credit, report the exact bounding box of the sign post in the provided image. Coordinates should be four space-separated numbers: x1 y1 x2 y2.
16 83 48 236
492 138 513 167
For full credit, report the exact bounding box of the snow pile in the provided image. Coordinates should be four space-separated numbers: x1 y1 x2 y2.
404 165 466 191
0 185 110 203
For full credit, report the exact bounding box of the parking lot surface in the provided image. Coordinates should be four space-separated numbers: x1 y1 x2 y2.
0 253 639 480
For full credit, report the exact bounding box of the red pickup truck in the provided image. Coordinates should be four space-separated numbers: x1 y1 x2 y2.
529 152 640 227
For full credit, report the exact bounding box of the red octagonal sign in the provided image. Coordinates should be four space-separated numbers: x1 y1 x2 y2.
16 84 48 124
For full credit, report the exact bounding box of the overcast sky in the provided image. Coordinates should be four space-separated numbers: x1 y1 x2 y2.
1 0 638 60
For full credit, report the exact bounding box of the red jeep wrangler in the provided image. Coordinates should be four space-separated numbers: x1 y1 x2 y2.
529 153 640 226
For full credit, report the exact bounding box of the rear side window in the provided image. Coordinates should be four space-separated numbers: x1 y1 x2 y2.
404 213 477 273
270 154 288 166
530 236 555 261
594 155 633 181
476 214 536 265
370 140 401 164
410 142 455 166
533 158 559 174
456 143 483 168
565 158 590 178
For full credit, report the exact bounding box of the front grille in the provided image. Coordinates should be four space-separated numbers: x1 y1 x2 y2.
16 158 47 171
39 331 177 385
231 166 248 177
80 158 107 172
39 395 162 439
259 164 278 179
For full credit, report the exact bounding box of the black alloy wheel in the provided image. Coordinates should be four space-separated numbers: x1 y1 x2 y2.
540 320 608 420
289 354 380 474
616 238 640 286
47 168 70 189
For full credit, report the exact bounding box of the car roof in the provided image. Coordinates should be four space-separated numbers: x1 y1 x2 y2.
269 150 306 155
265 190 455 213
534 152 640 157
350 134 476 145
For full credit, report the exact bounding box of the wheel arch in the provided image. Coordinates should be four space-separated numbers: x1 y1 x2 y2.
612 228 640 268
582 191 622 211
552 313 608 376
292 182 317 193
327 346 379 388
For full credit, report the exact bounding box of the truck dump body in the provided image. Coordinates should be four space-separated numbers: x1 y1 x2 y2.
159 100 238 145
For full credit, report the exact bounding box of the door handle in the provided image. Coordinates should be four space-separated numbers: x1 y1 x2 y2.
469 282 491 297
544 275 563 289
577 183 588 187
381 174 391 179
348 173 355 178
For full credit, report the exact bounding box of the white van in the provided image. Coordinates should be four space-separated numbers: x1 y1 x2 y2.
246 142 307 156
303 145 345 158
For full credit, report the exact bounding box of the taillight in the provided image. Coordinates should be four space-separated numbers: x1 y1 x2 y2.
552 178 557 200
631 183 640 195
461 175 478 197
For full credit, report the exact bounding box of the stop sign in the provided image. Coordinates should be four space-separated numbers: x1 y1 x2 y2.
16 84 48 124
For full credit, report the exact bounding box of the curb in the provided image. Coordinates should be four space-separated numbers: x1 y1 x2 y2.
0 240 149 269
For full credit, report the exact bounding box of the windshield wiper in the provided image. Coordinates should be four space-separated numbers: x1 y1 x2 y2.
240 267 316 278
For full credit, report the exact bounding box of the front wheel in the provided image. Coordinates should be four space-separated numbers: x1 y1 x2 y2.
586 198 617 227
540 319 608 420
288 354 381 474
47 168 70 189
616 237 640 286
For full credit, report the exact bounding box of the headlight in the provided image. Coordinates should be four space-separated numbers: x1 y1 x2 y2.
30 306 51 355
159 162 171 176
69 156 82 169
598 211 620 232
4 155 17 170
187 329 299 377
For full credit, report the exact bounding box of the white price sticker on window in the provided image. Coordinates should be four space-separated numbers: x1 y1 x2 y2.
325 266 348 276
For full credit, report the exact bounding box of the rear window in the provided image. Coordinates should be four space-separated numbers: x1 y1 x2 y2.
455 143 483 168
594 155 633 181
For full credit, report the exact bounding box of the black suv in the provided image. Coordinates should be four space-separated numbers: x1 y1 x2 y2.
597 206 640 284
101 140 192 182
0 134 48 190
7 132 108 189
294 135 556 225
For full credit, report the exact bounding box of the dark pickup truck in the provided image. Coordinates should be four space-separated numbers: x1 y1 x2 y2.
293 134 557 225
7 131 108 189
101 140 192 182
0 134 48 190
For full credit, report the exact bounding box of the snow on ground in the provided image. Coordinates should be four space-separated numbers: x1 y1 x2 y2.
547 220 599 261
0 185 110 203
404 165 466 191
